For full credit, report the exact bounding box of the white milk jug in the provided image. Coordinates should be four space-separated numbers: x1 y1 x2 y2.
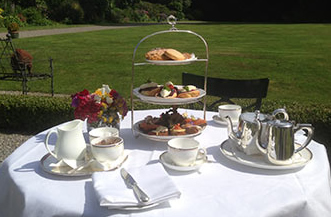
44 119 86 161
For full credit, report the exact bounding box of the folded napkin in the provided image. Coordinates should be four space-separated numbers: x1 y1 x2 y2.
49 158 84 169
92 163 181 209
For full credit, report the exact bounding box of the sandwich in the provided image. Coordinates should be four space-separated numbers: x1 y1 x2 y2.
139 81 162 96
147 126 169 136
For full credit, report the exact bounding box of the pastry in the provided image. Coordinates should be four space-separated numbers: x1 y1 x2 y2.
148 126 169 136
164 49 186 61
170 124 186 135
181 124 201 134
177 85 200 98
192 119 207 127
158 81 177 98
139 122 160 133
138 108 206 136
183 52 191 59
145 48 166 60
145 48 190 61
139 81 162 96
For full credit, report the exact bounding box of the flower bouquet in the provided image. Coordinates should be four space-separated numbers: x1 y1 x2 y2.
71 84 128 130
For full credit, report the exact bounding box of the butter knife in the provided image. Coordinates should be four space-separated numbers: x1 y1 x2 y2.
120 168 150 203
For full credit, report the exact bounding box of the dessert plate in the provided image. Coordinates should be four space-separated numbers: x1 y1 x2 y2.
159 152 207 171
219 139 312 170
145 53 197 65
133 85 206 105
212 115 238 126
40 151 128 177
133 120 203 142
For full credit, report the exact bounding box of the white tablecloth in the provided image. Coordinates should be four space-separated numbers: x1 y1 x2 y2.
0 109 330 217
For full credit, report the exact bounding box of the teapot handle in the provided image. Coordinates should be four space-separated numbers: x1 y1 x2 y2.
44 129 58 159
294 124 314 153
272 108 289 121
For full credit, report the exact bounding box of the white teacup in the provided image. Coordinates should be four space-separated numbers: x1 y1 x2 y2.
90 136 124 162
218 104 242 122
167 138 206 167
89 127 119 142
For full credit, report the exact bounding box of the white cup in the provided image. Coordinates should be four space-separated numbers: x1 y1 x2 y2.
167 138 206 167
89 127 119 142
90 136 124 162
218 104 242 122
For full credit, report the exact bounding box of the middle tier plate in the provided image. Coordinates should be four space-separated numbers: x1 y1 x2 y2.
133 120 204 142
133 85 206 105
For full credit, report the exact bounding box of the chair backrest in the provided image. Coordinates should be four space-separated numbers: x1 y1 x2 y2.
182 72 269 111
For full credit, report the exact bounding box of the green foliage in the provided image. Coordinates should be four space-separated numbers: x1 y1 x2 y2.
45 0 84 24
7 22 19 31
0 95 74 133
79 0 109 23
3 15 24 28
136 1 170 22
21 7 53 26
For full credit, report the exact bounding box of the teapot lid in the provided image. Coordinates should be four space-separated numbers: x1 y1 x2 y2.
269 119 293 128
240 111 269 123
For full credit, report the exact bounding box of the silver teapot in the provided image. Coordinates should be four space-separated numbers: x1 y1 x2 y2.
256 119 314 165
226 109 289 155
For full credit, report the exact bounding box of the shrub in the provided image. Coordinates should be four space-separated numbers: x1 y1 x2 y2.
21 7 53 26
79 0 109 23
135 1 170 22
110 7 126 23
46 0 84 24
3 15 25 28
0 95 74 134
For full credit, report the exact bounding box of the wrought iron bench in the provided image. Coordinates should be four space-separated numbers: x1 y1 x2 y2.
0 34 54 96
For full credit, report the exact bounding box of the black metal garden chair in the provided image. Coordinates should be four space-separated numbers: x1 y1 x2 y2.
182 72 269 111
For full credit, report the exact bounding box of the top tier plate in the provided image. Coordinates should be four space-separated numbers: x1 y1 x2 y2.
133 85 206 105
145 53 197 65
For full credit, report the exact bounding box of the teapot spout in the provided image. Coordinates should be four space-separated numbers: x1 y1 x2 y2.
225 116 242 145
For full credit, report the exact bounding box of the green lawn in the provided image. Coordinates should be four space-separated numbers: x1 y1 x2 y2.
1 23 330 105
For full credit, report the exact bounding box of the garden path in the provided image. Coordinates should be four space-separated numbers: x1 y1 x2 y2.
0 25 138 39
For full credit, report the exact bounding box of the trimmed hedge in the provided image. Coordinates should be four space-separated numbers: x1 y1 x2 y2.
0 95 330 150
0 95 74 134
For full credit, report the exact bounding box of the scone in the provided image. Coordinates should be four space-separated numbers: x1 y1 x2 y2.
164 49 186 60
145 48 166 60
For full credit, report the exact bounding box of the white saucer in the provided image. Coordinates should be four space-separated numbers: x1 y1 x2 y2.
219 139 312 170
40 151 128 177
212 115 238 126
159 152 207 172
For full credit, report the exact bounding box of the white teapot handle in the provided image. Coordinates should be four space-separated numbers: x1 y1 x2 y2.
44 129 58 159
